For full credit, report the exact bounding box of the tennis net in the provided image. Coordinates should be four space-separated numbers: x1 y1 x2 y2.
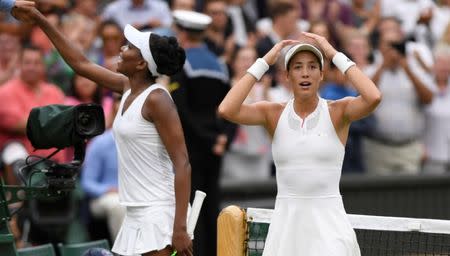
217 206 450 256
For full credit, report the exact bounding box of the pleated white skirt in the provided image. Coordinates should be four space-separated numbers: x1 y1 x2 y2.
112 205 175 256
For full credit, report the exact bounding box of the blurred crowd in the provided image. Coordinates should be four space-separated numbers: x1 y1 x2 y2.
0 0 449 252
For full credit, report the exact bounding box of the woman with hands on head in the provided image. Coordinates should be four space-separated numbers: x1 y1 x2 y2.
10 2 193 256
218 33 381 255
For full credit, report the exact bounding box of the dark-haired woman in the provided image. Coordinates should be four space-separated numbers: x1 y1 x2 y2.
11 4 193 256
219 32 381 255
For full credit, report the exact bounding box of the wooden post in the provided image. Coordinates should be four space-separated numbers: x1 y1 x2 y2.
217 205 246 256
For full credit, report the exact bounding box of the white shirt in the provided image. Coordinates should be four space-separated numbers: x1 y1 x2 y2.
424 85 450 162
379 0 435 37
113 84 175 206
368 43 436 143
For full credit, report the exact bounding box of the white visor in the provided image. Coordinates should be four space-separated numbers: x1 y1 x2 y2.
284 43 324 70
124 24 160 76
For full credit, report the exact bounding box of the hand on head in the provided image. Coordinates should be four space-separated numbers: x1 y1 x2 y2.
11 0 38 23
301 32 337 60
263 40 299 66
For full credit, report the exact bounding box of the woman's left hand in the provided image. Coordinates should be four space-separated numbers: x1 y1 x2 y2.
172 228 193 256
301 32 338 60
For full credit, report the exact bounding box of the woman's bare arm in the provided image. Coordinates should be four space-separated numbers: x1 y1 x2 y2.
12 4 128 93
218 40 298 126
143 89 193 255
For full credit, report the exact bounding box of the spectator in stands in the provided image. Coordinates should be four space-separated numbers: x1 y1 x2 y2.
170 0 196 11
0 31 20 85
378 0 435 43
268 58 293 103
222 46 271 182
101 0 172 30
203 0 236 64
256 0 309 38
308 19 339 50
0 45 66 184
227 0 257 48
301 0 352 24
29 2 65 55
255 1 300 59
363 20 435 175
423 51 450 173
96 20 125 72
81 93 124 241
67 0 99 22
45 13 97 94
349 0 380 36
300 0 353 42
170 10 236 256
344 30 375 73
255 1 300 82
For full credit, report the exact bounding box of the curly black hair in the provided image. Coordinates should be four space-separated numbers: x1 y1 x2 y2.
149 34 186 76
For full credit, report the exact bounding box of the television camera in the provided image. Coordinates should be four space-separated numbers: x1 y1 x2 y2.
0 103 105 256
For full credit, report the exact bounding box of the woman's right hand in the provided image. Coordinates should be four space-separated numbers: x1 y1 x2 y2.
263 40 299 66
11 1 38 23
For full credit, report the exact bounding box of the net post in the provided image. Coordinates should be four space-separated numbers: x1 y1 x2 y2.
217 205 247 256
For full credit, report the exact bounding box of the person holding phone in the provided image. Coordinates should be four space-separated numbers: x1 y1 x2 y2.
363 17 436 175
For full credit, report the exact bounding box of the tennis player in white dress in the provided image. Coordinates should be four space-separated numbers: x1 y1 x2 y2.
9 4 194 255
219 32 382 255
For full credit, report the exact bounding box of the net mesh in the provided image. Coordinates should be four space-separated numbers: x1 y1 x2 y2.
245 210 450 256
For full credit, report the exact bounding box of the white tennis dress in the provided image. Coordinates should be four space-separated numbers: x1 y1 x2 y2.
112 84 176 256
262 98 360 256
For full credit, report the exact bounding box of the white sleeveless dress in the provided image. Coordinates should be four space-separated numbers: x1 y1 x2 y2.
112 84 177 256
262 98 360 256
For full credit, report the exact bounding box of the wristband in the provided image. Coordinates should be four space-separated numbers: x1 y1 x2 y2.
332 52 356 74
247 58 269 81
0 0 15 13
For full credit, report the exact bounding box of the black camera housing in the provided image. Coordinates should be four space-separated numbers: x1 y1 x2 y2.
25 103 105 190
26 103 105 150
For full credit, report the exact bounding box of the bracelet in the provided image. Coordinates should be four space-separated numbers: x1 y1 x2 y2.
332 52 356 74
0 0 15 13
247 58 269 81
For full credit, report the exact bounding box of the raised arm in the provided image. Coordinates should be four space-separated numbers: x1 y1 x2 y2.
218 40 298 126
303 32 382 122
11 3 128 93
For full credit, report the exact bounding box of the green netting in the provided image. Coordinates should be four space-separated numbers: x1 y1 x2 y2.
247 222 269 256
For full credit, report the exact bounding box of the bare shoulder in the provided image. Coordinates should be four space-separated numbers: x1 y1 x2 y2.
143 87 175 121
326 96 356 126
259 101 288 137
